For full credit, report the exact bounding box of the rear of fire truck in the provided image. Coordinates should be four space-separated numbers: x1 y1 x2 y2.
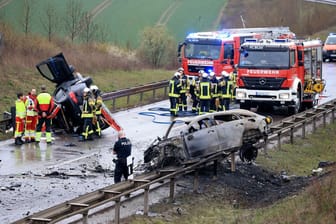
235 38 325 115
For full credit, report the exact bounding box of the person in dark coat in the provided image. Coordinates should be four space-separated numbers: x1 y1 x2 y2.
113 130 132 183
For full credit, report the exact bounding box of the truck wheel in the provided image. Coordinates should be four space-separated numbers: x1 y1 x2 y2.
288 90 301 115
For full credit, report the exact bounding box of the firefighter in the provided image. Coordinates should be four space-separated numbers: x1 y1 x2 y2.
90 85 102 137
198 72 211 114
80 87 95 141
230 65 238 101
168 72 181 116
219 71 233 111
178 68 188 111
209 72 219 112
189 75 200 113
35 85 54 144
112 130 132 183
14 92 26 145
24 89 38 143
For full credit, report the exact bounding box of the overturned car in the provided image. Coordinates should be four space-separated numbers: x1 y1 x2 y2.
36 53 121 134
144 109 272 169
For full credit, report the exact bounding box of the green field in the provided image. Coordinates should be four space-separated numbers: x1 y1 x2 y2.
0 0 228 47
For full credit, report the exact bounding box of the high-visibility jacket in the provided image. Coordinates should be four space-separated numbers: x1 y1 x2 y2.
15 99 26 119
210 78 219 97
168 76 181 98
81 96 95 118
94 95 103 115
219 78 233 98
25 95 37 116
180 75 189 93
199 78 211 100
36 92 54 115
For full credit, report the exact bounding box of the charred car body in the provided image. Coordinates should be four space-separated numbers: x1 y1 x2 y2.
36 53 121 134
144 109 272 169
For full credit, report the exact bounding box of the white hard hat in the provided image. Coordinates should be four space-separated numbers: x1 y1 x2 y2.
221 71 229 77
174 72 181 77
198 70 204 74
90 85 98 91
209 72 215 77
202 72 208 78
177 67 184 72
83 87 90 93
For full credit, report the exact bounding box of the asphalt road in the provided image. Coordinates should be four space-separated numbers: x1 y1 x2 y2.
0 62 336 176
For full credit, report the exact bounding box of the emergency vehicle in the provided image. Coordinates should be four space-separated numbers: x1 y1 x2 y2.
323 33 336 62
235 38 325 114
177 27 295 78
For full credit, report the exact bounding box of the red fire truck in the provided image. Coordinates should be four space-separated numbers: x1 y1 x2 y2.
178 27 295 77
235 38 325 114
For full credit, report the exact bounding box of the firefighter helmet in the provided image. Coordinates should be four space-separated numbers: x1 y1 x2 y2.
209 72 215 77
177 67 184 72
90 85 98 91
174 72 181 78
83 87 90 93
202 72 208 78
221 71 229 77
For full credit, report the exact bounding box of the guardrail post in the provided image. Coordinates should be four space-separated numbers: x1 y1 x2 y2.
144 186 150 216
323 112 326 128
164 86 167 96
302 121 306 139
290 127 294 144
332 108 335 123
127 95 130 105
230 153 236 172
140 92 143 102
213 160 218 179
193 170 199 193
277 132 281 150
83 211 88 224
114 197 121 224
112 99 116 112
169 177 175 202
313 117 316 132
153 89 156 99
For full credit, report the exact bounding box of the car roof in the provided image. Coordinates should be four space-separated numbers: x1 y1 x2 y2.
172 109 262 123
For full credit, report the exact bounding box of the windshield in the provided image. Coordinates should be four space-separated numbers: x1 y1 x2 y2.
325 36 336 45
184 42 221 60
239 49 289 69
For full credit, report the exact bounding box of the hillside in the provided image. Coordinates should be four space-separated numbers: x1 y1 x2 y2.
1 0 335 48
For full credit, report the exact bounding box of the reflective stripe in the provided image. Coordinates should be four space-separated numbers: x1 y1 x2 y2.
37 93 52 112
199 82 211 99
15 100 26 118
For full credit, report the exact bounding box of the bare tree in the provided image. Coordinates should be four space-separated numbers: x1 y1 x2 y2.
63 0 84 42
22 0 35 35
95 24 110 44
40 2 59 42
81 12 98 43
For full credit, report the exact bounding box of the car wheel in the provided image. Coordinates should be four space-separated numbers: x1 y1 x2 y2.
239 143 258 162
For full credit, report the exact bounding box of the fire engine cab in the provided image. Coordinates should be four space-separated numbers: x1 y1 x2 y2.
236 38 325 114
178 27 295 78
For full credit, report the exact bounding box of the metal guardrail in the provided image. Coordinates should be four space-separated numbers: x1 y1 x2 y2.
101 80 169 112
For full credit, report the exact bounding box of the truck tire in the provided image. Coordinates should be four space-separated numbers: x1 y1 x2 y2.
288 89 301 115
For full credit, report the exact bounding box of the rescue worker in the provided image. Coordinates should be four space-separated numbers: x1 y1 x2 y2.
168 72 181 116
112 130 132 183
230 65 238 101
90 85 103 137
14 92 26 145
209 72 219 112
80 87 95 141
219 71 233 111
24 89 38 143
35 85 54 144
198 72 211 114
178 68 188 111
189 74 200 113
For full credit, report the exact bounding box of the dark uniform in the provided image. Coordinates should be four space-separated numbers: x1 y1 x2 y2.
209 72 219 112
189 78 199 113
168 72 181 116
219 71 233 111
178 68 188 111
198 73 211 114
113 133 132 183
80 88 95 141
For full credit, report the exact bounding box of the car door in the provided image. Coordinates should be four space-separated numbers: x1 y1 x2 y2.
35 52 75 85
213 113 244 151
183 118 220 158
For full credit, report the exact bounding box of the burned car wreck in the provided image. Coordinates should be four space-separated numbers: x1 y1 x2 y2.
144 109 272 169
36 53 121 134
